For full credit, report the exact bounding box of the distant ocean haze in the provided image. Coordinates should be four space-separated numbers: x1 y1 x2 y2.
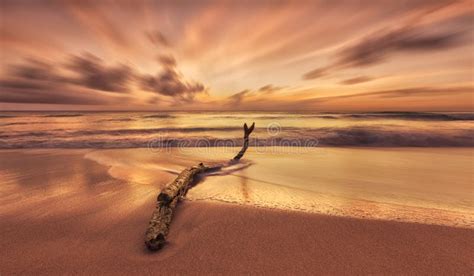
0 111 473 148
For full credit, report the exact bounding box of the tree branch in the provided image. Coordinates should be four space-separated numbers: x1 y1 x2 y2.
145 122 255 251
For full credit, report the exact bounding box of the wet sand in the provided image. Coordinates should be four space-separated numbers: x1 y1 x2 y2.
1 149 473 274
86 147 474 227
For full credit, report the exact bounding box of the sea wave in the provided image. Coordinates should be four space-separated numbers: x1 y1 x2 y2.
0 115 17 119
203 112 474 121
100 118 135 122
340 112 474 121
0 126 472 148
0 111 472 148
142 114 175 119
43 114 84 117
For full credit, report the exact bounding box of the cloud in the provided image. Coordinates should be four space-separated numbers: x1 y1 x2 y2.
359 86 472 99
140 70 205 98
9 58 57 80
306 86 473 104
219 84 474 112
227 89 251 105
157 54 177 68
1 0 471 111
142 28 206 102
0 72 114 105
226 84 283 106
66 54 133 92
0 79 48 90
5 55 135 93
336 28 465 67
0 56 136 105
258 84 282 93
0 86 108 105
1 52 209 106
339 76 373 85
146 30 170 47
302 67 331 80
304 23 468 80
63 0 130 49
139 54 206 101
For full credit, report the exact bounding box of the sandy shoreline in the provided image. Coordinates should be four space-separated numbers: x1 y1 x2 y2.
1 149 473 274
2 200 473 274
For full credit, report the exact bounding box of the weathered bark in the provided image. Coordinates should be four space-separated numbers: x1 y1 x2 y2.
233 122 255 160
145 122 255 251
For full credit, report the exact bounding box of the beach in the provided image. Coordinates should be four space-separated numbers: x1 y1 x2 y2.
2 0 474 273
1 148 473 274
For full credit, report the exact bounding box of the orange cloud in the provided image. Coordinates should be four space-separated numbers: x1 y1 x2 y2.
0 0 472 111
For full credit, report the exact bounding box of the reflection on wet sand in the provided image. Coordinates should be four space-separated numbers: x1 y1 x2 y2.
239 172 251 204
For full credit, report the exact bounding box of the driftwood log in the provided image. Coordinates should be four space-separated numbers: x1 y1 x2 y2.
145 122 255 251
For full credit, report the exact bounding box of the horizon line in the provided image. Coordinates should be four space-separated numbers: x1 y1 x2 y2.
0 110 472 113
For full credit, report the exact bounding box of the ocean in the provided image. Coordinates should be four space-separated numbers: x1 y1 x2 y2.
1 111 473 228
1 111 473 148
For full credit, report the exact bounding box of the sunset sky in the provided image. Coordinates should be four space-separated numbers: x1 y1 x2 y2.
0 0 473 111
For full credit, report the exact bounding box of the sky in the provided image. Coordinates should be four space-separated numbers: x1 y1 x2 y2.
0 0 473 111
